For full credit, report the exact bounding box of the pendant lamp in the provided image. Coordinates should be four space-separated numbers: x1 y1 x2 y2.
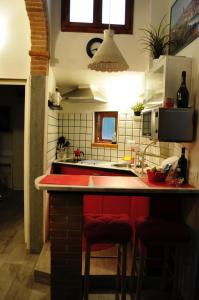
88 28 129 72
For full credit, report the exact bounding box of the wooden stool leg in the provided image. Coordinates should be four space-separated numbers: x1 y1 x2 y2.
160 244 170 291
172 245 181 300
131 233 138 294
121 243 127 300
116 244 121 300
84 243 91 300
135 243 145 300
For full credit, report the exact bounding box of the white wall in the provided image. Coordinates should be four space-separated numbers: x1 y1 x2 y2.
168 0 199 187
50 0 149 93
0 0 30 79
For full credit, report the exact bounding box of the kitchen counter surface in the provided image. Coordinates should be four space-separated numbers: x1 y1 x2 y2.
35 173 199 194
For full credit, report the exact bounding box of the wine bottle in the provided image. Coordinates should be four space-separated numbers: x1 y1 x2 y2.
177 147 187 183
176 71 189 108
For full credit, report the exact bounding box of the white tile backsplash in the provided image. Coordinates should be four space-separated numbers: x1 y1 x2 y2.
57 111 181 166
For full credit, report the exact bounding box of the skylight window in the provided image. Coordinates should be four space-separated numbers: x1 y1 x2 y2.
61 0 134 34
69 0 93 23
102 0 126 25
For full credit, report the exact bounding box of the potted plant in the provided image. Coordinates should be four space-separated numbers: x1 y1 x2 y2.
56 136 70 159
140 16 170 59
131 103 144 116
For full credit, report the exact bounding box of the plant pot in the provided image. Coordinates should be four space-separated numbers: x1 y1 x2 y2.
134 111 141 116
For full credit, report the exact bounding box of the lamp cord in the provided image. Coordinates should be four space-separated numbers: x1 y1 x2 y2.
108 0 112 29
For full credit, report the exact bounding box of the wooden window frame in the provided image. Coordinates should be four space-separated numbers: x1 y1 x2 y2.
61 0 134 34
95 111 118 144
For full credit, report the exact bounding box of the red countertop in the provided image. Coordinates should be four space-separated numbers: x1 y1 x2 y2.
36 174 199 194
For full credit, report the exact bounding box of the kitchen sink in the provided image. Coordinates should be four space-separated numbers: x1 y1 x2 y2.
112 163 131 168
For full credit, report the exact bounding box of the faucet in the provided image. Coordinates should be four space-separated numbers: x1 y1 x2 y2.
141 140 157 175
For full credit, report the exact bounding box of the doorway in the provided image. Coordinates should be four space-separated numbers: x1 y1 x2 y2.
0 84 25 221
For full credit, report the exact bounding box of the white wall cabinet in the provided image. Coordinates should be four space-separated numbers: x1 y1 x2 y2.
144 55 192 107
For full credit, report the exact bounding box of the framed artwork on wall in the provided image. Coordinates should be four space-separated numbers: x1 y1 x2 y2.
169 0 199 55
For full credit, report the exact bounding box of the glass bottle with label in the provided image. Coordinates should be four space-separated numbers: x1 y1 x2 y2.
176 71 189 108
177 147 187 183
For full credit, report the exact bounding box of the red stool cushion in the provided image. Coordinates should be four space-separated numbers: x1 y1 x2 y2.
135 217 190 244
84 213 132 244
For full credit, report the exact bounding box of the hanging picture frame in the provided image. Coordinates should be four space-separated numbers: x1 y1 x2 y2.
169 0 199 55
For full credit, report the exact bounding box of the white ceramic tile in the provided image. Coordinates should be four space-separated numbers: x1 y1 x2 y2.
125 144 131 151
118 143 124 151
126 114 133 120
80 134 85 141
75 120 80 127
80 127 86 133
86 134 93 141
86 148 91 155
126 121 133 129
92 149 97 156
80 120 86 127
119 113 127 120
74 127 80 133
73 141 80 148
69 120 74 127
119 121 125 128
74 133 79 141
85 154 92 160
98 148 104 155
118 128 125 135
98 155 104 161
126 128 133 136
69 127 74 134
87 113 93 121
92 155 98 160
110 150 118 157
118 150 124 158
86 141 91 147
69 113 74 120
124 150 131 157
118 135 125 143
87 120 93 128
133 128 140 137
86 127 93 134
104 156 111 162
62 120 68 127
75 113 80 120
80 141 86 147
133 120 141 129
105 149 111 156
81 113 86 120
111 157 118 162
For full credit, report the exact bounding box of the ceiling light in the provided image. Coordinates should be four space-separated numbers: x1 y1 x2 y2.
88 28 129 72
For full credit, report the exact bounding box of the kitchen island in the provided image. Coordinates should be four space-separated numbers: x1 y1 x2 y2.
35 171 199 300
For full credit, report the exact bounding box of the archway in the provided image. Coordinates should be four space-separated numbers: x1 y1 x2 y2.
24 0 50 252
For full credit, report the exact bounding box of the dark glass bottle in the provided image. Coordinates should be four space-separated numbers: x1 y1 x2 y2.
176 71 189 108
177 147 187 183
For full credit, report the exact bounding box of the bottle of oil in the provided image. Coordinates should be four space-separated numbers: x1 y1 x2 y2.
176 71 189 108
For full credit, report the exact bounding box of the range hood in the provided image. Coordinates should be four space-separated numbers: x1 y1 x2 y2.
61 85 107 103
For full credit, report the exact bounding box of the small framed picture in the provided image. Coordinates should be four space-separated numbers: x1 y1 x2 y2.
169 0 199 55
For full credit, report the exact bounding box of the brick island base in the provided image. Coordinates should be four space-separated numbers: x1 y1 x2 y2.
50 192 83 299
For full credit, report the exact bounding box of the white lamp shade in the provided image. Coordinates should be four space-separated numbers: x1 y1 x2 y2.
88 29 129 72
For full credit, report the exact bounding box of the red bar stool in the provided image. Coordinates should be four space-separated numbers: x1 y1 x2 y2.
83 213 132 300
131 217 191 300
